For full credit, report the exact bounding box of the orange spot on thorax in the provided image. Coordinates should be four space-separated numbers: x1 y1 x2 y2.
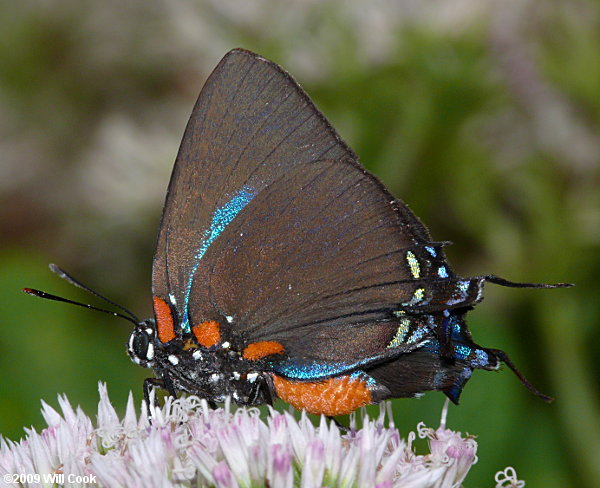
272 375 372 416
153 296 176 343
243 341 284 360
192 320 221 348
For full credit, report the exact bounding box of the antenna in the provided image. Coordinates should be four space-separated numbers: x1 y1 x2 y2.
23 263 141 325
23 288 139 326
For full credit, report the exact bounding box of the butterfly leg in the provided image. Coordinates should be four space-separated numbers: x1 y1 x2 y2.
162 373 177 398
262 373 275 405
143 377 165 416
143 374 178 412
247 373 275 406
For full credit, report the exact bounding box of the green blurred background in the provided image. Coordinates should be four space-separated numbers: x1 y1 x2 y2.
1 1 598 486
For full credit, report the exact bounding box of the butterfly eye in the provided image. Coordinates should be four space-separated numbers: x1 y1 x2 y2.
129 328 154 363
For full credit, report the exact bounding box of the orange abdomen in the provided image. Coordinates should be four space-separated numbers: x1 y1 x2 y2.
272 374 372 416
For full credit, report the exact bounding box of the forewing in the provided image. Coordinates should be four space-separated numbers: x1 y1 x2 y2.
153 49 356 314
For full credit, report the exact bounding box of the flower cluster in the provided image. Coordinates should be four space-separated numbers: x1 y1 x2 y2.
0 384 524 487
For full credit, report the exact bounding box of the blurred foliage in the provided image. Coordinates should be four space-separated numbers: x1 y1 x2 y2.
1 1 598 486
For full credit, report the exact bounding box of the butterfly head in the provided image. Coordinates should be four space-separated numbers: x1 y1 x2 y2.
127 320 157 368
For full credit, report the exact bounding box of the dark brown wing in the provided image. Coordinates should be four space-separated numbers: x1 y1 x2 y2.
153 49 357 322
187 158 449 363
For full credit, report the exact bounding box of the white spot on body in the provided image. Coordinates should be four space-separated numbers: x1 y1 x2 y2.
192 350 203 360
169 293 177 306
168 355 179 365
210 373 221 383
247 372 258 383
145 328 153 336
221 341 231 349
226 315 234 323
146 343 154 361
232 372 241 380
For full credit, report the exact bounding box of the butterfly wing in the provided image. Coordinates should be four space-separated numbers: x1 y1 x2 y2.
152 48 492 394
148 48 560 408
153 48 356 319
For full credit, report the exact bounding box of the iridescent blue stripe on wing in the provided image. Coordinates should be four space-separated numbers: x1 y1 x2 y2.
350 370 378 387
271 357 378 381
181 185 256 332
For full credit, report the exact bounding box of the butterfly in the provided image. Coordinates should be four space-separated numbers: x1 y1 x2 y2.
25 49 571 416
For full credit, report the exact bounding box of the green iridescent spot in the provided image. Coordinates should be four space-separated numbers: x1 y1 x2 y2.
406 251 421 279
388 318 411 348
402 287 425 306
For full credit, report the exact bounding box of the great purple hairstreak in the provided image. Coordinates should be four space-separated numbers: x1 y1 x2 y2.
25 48 572 416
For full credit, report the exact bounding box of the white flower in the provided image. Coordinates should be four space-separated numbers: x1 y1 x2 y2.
0 383 521 487
495 467 526 488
